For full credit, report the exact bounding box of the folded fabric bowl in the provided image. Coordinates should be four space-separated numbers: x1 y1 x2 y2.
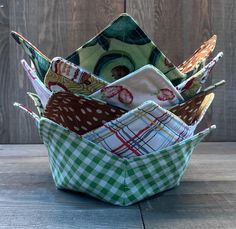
21 60 52 107
67 13 216 85
21 51 222 113
39 117 215 206
84 93 214 158
170 92 214 126
90 65 184 110
90 54 221 111
65 14 215 85
11 14 217 86
13 92 215 206
176 52 223 99
11 12 221 207
178 35 217 76
44 57 107 96
65 13 185 84
43 91 125 135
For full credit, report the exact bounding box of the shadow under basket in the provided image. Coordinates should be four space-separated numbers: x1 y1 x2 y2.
39 117 215 206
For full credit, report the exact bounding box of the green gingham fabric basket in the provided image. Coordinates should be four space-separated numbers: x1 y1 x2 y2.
12 12 222 206
38 116 214 206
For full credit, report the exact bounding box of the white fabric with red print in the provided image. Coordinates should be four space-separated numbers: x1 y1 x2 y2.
90 65 184 110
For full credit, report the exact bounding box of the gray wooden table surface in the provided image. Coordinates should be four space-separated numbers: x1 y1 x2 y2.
0 143 236 229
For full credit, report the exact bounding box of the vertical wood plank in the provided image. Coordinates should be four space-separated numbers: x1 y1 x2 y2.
182 0 213 59
0 0 10 143
209 0 236 141
126 0 184 64
181 0 214 140
4 0 124 143
181 0 236 141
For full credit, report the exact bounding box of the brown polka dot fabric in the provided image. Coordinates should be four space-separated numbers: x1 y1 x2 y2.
170 92 214 125
44 92 125 135
178 35 217 74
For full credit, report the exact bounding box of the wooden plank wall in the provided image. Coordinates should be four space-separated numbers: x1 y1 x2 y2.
126 0 236 141
0 0 235 143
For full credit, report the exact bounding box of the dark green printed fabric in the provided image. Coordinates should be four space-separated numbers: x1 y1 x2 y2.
11 31 50 82
66 14 186 85
11 15 218 88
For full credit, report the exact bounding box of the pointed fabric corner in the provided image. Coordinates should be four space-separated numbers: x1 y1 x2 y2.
44 57 107 96
176 52 223 99
178 35 217 76
13 102 39 123
11 31 50 81
21 59 52 107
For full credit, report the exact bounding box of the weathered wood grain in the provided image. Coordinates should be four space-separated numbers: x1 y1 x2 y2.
141 192 236 229
2 0 124 143
1 0 236 142
1 143 236 228
0 0 10 143
209 0 236 141
0 144 143 229
126 0 184 64
184 142 236 181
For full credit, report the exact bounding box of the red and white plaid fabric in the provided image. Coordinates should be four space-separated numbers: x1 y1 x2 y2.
84 101 194 158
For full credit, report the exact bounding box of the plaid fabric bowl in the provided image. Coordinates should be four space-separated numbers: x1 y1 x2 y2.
83 94 213 158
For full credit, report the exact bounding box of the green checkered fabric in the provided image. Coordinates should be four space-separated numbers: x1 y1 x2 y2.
39 117 214 206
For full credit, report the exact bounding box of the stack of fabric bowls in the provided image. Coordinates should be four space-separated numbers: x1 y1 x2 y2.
13 13 225 206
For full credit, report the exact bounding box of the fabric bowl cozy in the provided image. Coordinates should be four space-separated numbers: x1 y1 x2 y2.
11 14 217 86
12 104 216 206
